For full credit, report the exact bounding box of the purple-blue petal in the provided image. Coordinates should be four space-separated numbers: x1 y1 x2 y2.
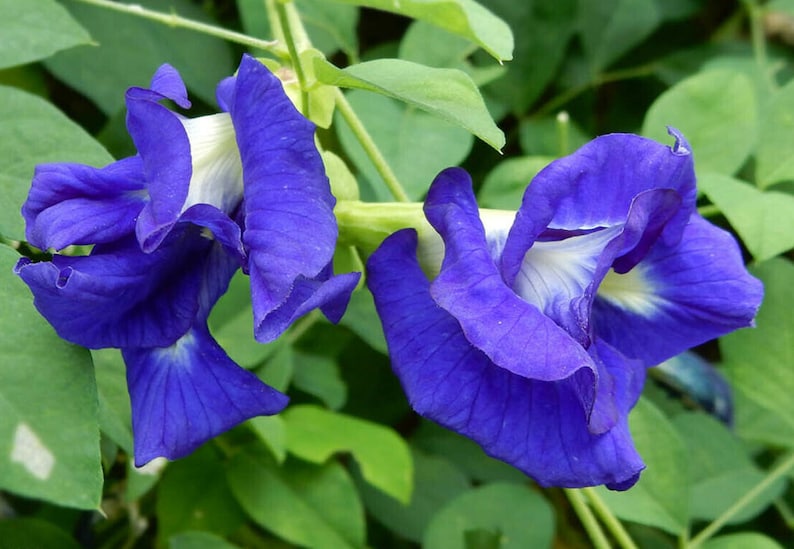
501 131 696 288
14 226 237 349
367 229 644 489
124 323 288 466
22 157 146 250
592 215 763 367
228 55 340 341
425 168 596 384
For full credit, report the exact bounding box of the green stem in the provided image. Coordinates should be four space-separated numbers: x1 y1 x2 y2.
274 0 310 116
334 200 427 254
535 63 657 117
688 451 794 548
71 0 280 53
286 310 321 344
334 90 411 202
582 487 639 549
564 489 612 549
743 0 776 91
697 204 721 217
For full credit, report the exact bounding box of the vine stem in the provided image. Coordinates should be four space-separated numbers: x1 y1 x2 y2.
742 0 776 91
334 89 411 202
581 488 639 549
688 451 794 548
564 489 612 549
273 0 310 117
71 0 280 53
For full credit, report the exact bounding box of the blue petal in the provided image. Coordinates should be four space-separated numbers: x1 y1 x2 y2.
424 168 596 384
15 226 237 349
125 323 288 465
367 229 645 489
501 131 696 288
592 215 763 367
22 157 146 250
228 56 344 340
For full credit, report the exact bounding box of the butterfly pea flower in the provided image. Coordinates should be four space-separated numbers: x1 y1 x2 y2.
367 130 762 489
15 55 360 465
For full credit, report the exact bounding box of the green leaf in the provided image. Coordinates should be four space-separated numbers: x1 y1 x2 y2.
169 531 241 549
0 518 82 549
92 348 133 454
579 0 661 73
46 0 234 115
422 483 555 549
0 85 112 240
327 0 513 62
0 0 91 70
698 173 794 261
292 351 347 410
756 79 794 188
672 412 786 523
339 287 388 354
356 449 470 543
228 452 365 549
703 533 786 549
480 0 576 114
478 156 555 210
156 447 246 543
335 90 473 200
315 57 504 150
642 70 758 177
0 246 102 510
722 259 794 446
518 115 590 157
248 415 287 463
596 398 690 535
282 404 413 504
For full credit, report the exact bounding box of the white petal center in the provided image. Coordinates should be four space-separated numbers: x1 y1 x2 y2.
597 263 662 316
180 113 243 215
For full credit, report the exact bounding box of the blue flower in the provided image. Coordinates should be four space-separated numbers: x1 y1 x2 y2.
15 55 360 465
366 130 762 489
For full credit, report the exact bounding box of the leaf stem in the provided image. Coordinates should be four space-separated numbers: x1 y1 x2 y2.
70 0 280 53
697 204 721 217
742 0 776 91
582 488 639 549
564 489 612 549
688 451 794 548
334 89 411 202
273 0 310 116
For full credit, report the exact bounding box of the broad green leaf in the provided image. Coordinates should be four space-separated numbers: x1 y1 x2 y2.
248 415 287 463
703 533 786 549
339 287 388 354
698 173 794 261
283 404 413 503
238 0 359 59
478 156 555 210
356 449 470 543
328 0 513 62
480 0 576 114
335 90 473 200
0 0 90 70
579 0 661 74
324 151 359 201
0 246 102 510
423 483 555 549
156 447 246 543
292 351 347 410
0 85 112 240
46 0 234 115
315 57 504 150
673 413 786 523
0 518 82 549
228 452 365 549
722 259 794 445
642 70 758 177
596 398 690 534
756 79 794 188
92 348 133 454
169 531 241 549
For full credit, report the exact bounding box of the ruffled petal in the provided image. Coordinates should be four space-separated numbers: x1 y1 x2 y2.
14 226 237 349
592 215 763 367
501 130 696 287
22 157 146 250
228 56 340 340
425 168 596 384
124 323 288 465
367 229 644 489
